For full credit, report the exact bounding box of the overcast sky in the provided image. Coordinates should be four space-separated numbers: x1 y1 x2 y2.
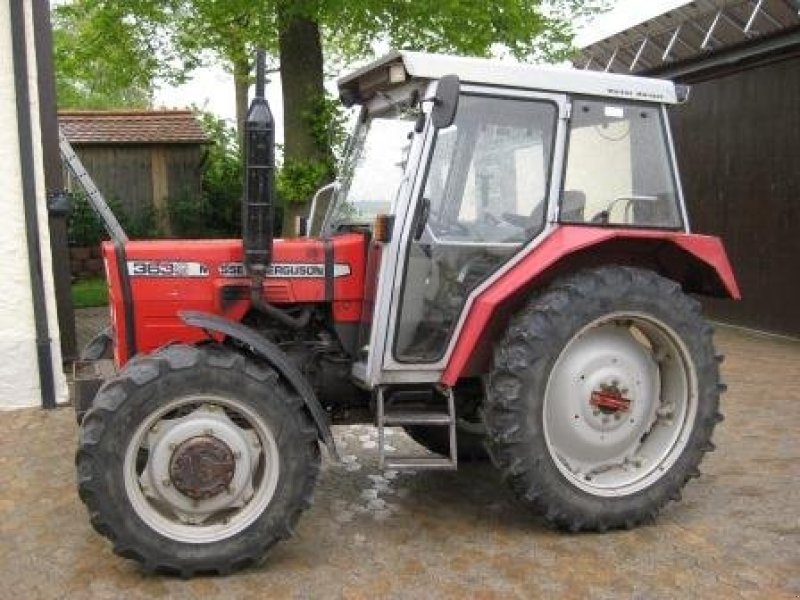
152 0 685 143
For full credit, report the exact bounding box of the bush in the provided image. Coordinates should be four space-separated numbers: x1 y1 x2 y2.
196 112 242 237
68 192 159 246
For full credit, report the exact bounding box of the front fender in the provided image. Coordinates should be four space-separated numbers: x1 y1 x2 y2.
179 310 339 460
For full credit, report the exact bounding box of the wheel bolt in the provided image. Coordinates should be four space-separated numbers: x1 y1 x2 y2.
162 478 171 487
233 450 242 460
614 413 621 420
168 443 177 452
593 409 600 416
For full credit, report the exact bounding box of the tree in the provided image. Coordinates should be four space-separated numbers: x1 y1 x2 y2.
53 0 606 230
52 1 183 109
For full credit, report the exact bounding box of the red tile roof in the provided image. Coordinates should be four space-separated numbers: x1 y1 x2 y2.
59 110 209 145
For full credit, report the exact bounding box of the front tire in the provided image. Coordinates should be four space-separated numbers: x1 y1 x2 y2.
485 266 724 531
76 344 320 576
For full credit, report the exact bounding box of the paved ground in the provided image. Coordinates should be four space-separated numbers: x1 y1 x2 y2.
0 325 798 599
75 307 108 352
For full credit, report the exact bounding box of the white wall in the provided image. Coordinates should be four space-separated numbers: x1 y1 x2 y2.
0 0 68 409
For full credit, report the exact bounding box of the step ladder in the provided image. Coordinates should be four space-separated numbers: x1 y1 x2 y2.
376 386 457 471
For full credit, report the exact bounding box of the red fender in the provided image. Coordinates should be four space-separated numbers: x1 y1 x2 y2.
441 225 739 386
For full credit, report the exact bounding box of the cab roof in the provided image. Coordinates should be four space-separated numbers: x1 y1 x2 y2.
337 50 681 106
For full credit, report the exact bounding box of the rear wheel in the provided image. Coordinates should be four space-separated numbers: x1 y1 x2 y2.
76 344 320 576
485 266 724 531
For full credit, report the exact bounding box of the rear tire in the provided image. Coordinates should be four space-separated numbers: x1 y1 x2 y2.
76 344 320 576
485 266 724 531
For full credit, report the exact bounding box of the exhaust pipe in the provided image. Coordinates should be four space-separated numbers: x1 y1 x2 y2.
242 50 309 330
242 49 275 278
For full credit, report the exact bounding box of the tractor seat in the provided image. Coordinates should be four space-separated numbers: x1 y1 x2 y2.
560 190 586 223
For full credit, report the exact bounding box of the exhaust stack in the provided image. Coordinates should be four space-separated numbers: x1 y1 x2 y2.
242 49 275 279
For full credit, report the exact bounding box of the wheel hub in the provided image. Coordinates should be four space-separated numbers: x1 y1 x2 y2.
169 435 236 500
590 384 631 414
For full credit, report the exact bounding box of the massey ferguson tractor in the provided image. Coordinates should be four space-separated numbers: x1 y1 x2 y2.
75 50 739 576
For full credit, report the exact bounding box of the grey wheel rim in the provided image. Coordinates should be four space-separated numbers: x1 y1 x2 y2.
543 312 698 497
123 394 280 544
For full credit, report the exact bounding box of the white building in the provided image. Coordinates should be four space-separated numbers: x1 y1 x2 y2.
0 0 68 408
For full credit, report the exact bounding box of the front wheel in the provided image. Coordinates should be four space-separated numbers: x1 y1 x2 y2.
485 266 724 531
76 344 320 576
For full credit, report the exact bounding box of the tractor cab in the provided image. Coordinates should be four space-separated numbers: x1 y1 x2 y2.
328 51 701 390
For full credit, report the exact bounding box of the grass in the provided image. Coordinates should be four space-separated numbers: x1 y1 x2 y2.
71 278 108 308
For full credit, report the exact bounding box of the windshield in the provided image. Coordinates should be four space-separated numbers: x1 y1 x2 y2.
322 110 416 235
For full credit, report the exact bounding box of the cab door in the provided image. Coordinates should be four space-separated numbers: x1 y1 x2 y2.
372 88 567 384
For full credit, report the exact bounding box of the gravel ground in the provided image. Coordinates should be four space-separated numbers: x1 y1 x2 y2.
0 325 798 599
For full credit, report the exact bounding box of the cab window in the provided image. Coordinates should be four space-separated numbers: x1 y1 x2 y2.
562 98 682 228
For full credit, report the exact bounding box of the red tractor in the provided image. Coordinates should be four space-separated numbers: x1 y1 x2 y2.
76 50 739 575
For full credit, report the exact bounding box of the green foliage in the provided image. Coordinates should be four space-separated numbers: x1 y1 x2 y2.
307 93 349 166
277 158 331 206
68 193 127 245
67 192 110 247
68 192 159 245
165 190 209 237
274 92 348 206
71 278 108 308
52 0 184 109
124 205 160 239
322 0 608 65
165 111 244 238
196 112 243 235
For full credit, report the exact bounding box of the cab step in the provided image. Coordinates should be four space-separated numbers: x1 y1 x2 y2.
383 412 452 426
384 456 456 470
376 386 457 471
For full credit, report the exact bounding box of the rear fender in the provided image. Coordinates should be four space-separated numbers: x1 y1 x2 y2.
441 225 739 385
180 310 339 460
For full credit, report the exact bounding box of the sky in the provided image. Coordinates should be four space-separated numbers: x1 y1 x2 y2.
152 0 686 143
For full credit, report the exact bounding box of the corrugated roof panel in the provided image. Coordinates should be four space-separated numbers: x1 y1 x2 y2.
576 0 800 74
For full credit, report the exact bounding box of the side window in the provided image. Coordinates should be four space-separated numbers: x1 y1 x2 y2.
562 99 681 228
424 96 556 244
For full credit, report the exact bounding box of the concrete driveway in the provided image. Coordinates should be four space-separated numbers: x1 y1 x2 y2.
0 326 798 599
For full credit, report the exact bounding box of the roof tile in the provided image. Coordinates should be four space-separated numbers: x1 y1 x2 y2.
58 110 209 145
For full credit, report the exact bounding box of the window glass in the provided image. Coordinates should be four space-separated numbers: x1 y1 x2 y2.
323 114 415 235
424 97 555 244
562 99 681 228
394 95 557 362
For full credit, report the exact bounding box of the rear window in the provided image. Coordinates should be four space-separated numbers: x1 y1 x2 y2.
562 98 682 229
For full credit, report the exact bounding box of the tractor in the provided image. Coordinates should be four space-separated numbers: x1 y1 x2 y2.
75 50 739 576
